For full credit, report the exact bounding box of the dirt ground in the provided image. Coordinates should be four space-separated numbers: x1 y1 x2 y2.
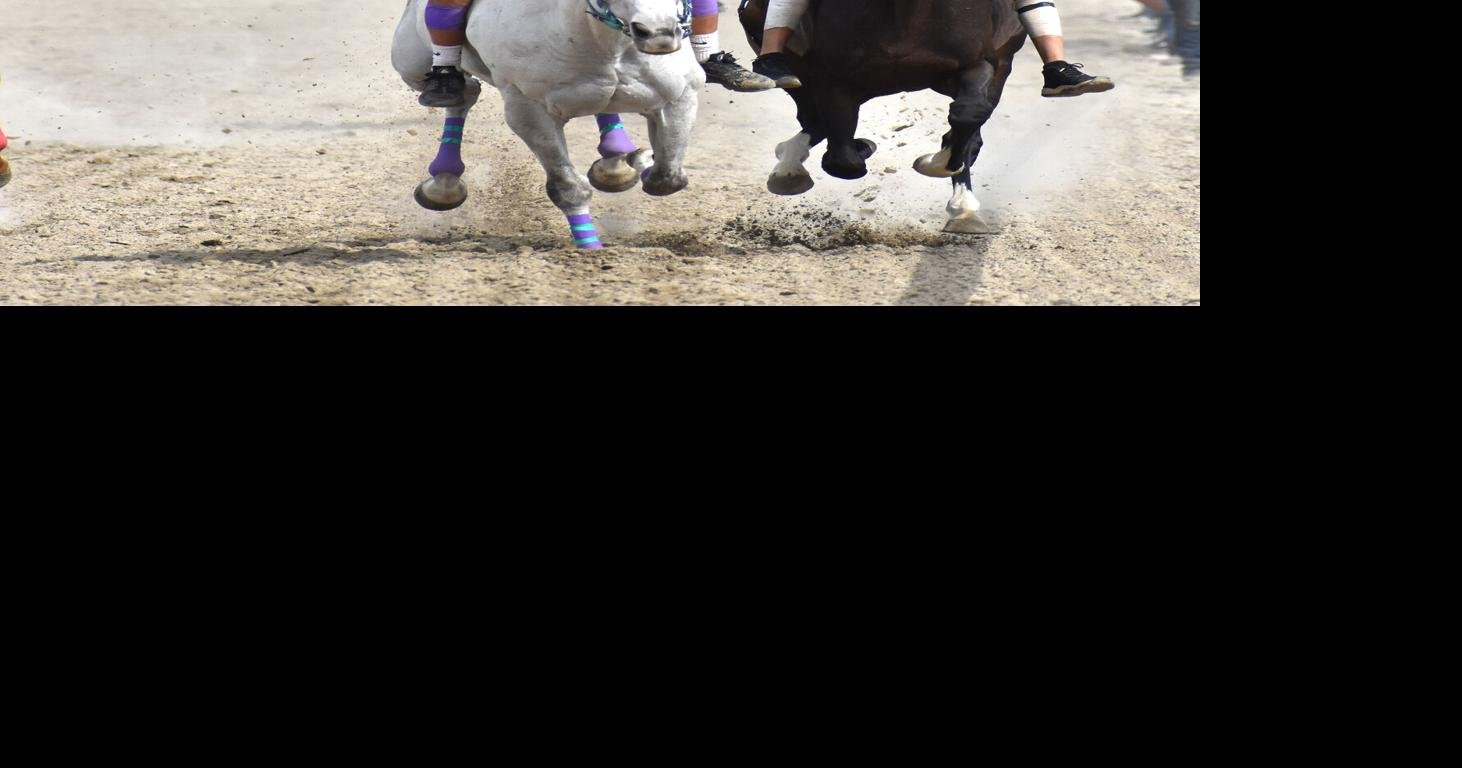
0 0 1199 305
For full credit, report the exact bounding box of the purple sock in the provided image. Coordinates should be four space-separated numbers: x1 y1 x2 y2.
567 213 604 250
692 0 718 18
595 113 637 158
429 117 466 177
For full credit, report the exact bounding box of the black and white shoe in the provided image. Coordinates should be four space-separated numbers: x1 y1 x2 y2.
703 52 775 92
753 53 803 90
419 66 467 108
1041 61 1114 98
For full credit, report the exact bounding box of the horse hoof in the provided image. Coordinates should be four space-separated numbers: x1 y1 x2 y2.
590 156 640 193
642 168 688 197
767 172 815 196
590 149 651 193
0 157 10 189
914 150 965 178
857 139 878 160
944 213 995 235
822 158 868 181
414 173 467 211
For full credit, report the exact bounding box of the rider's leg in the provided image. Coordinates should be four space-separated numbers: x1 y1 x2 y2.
420 0 471 108
1015 2 1115 97
754 0 809 89
693 0 774 92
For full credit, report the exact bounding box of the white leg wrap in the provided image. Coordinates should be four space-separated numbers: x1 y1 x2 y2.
1015 2 1063 38
766 0 812 30
690 32 719 63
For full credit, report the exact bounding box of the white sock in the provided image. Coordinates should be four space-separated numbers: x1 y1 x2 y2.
690 32 719 64
432 45 463 68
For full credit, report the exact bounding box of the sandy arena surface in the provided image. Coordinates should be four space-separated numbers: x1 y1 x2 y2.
0 0 1199 305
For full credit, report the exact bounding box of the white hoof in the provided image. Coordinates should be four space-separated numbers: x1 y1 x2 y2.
414 173 467 211
913 148 965 178
944 213 995 235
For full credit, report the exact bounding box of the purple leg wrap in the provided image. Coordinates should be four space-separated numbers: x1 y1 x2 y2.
567 213 604 250
692 0 718 18
595 113 637 158
429 116 466 177
424 5 469 31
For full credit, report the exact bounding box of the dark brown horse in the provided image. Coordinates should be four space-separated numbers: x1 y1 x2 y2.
739 0 1024 232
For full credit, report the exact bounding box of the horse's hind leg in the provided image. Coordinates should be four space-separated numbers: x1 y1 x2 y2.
502 91 603 249
589 113 653 194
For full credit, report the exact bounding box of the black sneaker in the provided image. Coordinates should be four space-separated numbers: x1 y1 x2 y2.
703 52 775 92
753 53 802 90
1041 61 1114 98
419 66 466 108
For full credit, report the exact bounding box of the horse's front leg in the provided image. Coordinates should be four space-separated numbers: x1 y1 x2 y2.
767 88 824 196
942 62 998 234
814 84 875 180
640 87 699 197
502 92 603 249
769 131 815 195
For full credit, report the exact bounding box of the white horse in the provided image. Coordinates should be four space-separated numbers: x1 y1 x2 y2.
392 0 705 249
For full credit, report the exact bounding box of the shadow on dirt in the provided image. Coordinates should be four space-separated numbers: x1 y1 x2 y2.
896 239 992 306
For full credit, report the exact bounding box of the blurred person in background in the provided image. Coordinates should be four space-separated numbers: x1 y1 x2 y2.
1166 0 1198 76
1132 0 1174 52
0 73 10 189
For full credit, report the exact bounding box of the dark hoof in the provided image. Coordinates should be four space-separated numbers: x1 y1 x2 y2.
642 168 688 197
822 155 868 181
767 171 815 196
0 157 10 189
414 174 467 211
856 139 877 160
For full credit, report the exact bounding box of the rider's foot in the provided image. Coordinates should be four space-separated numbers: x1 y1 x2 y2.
419 66 467 108
702 52 775 92
1041 61 1114 98
753 53 802 90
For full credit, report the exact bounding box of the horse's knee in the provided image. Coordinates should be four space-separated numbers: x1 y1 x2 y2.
949 98 994 129
546 173 592 211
